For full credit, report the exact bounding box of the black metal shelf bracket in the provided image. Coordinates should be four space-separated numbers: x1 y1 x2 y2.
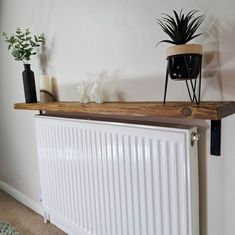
211 120 221 156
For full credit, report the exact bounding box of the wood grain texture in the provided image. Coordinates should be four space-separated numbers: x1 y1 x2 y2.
14 101 235 120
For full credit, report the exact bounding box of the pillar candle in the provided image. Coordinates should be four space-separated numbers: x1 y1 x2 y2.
40 75 54 102
40 75 53 94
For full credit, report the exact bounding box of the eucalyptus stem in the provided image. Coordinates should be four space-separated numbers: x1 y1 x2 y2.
3 28 44 63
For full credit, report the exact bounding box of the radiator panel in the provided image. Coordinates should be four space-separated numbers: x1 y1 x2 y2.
35 116 199 235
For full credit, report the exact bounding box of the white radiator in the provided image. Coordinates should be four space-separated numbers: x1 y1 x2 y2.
35 116 199 235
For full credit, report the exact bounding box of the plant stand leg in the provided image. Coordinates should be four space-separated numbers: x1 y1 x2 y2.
163 63 169 104
198 62 202 103
184 55 202 105
185 79 194 102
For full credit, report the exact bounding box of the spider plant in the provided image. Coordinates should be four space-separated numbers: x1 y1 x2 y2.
157 9 205 45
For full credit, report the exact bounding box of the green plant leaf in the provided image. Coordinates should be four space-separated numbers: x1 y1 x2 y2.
16 28 21 34
9 36 15 43
30 40 36 47
156 9 205 45
22 43 30 48
156 39 176 46
12 49 19 57
3 28 44 62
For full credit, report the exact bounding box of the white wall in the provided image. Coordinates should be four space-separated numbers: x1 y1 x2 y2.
0 0 235 234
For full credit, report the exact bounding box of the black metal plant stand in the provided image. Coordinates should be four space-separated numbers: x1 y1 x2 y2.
163 54 202 105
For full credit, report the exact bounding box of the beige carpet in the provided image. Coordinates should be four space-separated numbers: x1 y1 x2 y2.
0 189 66 235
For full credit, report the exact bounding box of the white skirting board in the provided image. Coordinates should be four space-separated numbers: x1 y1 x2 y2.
0 180 43 217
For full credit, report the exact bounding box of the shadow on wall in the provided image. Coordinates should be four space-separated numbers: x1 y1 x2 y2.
48 61 235 103
202 15 235 100
37 36 59 101
115 75 164 101
219 70 235 99
202 18 223 100
198 127 208 235
0 1 2 29
110 72 207 102
56 67 196 102
38 36 56 75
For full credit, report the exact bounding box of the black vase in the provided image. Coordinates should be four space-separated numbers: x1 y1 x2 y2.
22 64 37 103
168 54 202 80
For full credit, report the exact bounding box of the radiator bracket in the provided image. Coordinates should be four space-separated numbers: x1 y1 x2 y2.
210 119 221 156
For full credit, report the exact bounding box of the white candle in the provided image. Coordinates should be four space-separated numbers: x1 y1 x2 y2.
40 75 53 94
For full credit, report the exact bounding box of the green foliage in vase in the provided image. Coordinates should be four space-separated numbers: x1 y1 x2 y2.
157 9 205 45
3 28 44 64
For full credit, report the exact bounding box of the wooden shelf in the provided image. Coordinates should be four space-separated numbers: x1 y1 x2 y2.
14 101 235 120
14 101 235 156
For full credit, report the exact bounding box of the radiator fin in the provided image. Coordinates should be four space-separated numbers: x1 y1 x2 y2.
35 117 198 235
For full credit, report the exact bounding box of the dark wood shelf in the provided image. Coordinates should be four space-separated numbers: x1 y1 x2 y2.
14 101 235 120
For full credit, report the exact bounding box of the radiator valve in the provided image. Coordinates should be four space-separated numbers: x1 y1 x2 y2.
191 132 200 146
